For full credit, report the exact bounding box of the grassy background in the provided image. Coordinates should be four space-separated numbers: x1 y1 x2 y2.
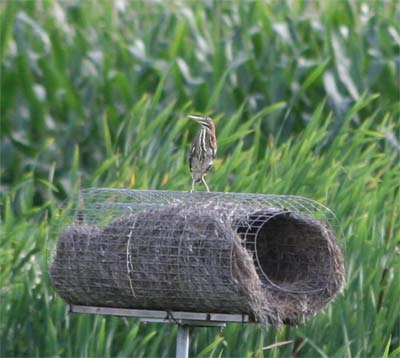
1 0 399 357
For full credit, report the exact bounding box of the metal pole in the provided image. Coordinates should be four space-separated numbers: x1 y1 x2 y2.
176 325 189 358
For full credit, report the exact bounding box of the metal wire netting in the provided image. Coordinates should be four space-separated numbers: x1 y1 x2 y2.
49 189 344 324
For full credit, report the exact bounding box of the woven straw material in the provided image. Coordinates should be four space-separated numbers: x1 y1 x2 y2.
50 189 344 325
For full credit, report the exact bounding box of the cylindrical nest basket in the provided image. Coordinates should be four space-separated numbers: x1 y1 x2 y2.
50 189 344 325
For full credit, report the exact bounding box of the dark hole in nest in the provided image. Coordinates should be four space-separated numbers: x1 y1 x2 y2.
235 210 332 293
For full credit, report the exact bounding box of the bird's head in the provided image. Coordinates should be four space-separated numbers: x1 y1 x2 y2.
188 115 214 130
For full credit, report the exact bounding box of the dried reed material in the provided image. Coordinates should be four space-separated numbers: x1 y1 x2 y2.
50 198 344 325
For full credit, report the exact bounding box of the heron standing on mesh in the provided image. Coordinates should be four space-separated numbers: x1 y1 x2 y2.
188 115 217 192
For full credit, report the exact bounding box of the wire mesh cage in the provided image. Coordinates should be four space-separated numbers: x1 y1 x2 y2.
49 189 344 325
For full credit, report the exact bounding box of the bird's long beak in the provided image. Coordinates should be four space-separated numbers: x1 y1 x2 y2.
188 115 207 125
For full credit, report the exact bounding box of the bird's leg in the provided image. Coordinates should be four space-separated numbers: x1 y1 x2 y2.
190 179 195 193
201 176 210 192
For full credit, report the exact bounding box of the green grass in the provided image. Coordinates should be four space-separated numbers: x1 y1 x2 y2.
1 0 399 357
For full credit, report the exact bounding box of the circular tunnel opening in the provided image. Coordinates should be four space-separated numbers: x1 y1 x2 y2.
235 210 333 293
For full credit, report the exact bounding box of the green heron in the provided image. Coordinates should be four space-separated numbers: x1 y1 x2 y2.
188 115 217 192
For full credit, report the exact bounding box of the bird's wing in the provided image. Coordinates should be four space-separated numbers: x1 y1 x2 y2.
188 133 199 172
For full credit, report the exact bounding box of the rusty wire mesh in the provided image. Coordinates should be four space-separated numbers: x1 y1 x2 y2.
49 189 344 324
